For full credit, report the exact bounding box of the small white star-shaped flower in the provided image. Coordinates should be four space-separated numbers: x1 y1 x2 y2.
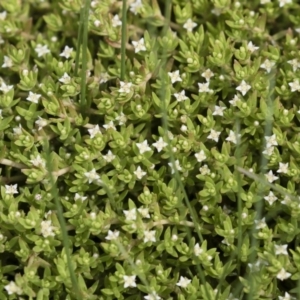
59 46 73 59
277 268 291 281
289 79 300 92
116 112 127 125
236 80 251 96
99 72 110 83
88 124 102 138
279 292 293 300
277 162 289 174
74 193 87 202
35 44 50 57
103 121 116 130
255 217 267 229
247 41 259 53
129 0 143 15
278 0 292 8
275 244 288 256
105 230 120 240
143 230 156 243
136 140 151 154
213 105 226 116
201 69 214 81
0 11 7 21
26 91 41 104
0 81 13 93
287 58 300 72
112 14 122 27
119 81 132 93
176 276 191 288
5 184 18 195
152 137 167 152
198 82 211 93
168 70 182 84
4 281 22 295
229 94 240 106
134 166 147 180
264 191 278 205
2 56 13 68
30 154 46 168
59 72 71 84
265 134 278 148
132 38 146 53
207 129 221 142
174 90 188 102
123 208 137 221
195 150 206 162
84 168 101 184
199 164 211 175
144 292 161 300
260 59 276 73
226 130 241 144
103 150 116 163
138 207 150 218
123 275 136 288
262 146 274 156
194 243 204 256
183 18 197 32
168 160 182 174
265 170 279 183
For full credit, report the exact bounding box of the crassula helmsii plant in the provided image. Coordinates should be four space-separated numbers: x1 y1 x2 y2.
1 0 300 299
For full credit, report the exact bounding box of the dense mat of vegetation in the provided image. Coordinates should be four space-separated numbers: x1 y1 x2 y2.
1 0 300 299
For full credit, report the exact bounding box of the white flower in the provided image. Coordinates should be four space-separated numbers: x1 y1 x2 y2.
94 20 101 27
213 105 226 116
13 124 22 135
226 130 240 144
168 70 182 84
143 230 156 243
168 160 182 174
203 69 215 84
123 275 136 288
4 281 22 295
144 292 161 300
112 14 122 27
287 58 300 72
116 112 127 125
176 276 191 288
279 292 293 300
103 120 116 130
289 79 300 92
99 72 110 83
138 207 150 218
263 146 274 156
0 11 7 20
103 150 116 163
265 170 279 183
278 0 292 7
277 268 291 281
199 164 210 175
35 44 50 57
229 95 240 106
88 124 101 138
132 38 146 53
201 69 214 81
105 230 120 240
174 90 188 102
2 56 13 68
265 134 278 148
134 166 147 180
30 154 46 168
183 18 197 32
247 41 259 53
152 137 167 152
35 117 47 130
129 0 143 15
255 217 267 229
123 208 137 221
136 140 151 154
236 80 251 96
0 81 13 93
5 184 18 195
26 91 41 104
119 81 132 93
74 193 87 202
195 150 206 162
282 195 292 206
194 243 204 256
84 168 101 184
40 220 56 238
59 46 73 59
277 162 289 174
59 72 71 84
207 129 221 142
264 191 278 205
180 125 187 132
198 82 211 93
260 59 276 73
275 244 288 256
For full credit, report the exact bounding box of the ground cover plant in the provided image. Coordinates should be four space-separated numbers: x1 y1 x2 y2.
1 0 300 299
